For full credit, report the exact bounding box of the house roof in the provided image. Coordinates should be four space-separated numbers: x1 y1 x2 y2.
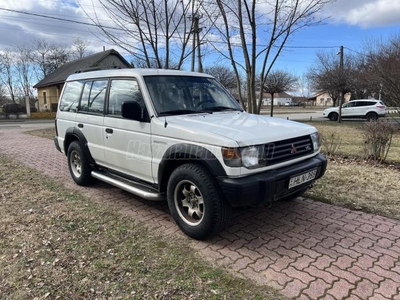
33 49 130 88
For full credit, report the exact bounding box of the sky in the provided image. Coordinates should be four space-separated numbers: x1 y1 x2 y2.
0 0 399 79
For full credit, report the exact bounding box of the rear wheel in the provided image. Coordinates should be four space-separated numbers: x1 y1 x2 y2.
67 141 94 186
366 112 378 121
167 163 231 240
328 112 338 121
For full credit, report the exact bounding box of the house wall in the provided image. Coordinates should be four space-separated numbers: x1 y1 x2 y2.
315 92 351 107
263 97 292 106
37 85 63 112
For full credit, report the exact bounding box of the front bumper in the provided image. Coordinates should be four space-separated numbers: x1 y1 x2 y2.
217 154 327 207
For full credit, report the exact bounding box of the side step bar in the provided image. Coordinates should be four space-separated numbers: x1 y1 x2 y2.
91 171 165 201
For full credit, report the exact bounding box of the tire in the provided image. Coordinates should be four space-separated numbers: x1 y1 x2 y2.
328 112 338 121
167 163 231 240
67 141 94 186
366 112 378 121
280 188 307 202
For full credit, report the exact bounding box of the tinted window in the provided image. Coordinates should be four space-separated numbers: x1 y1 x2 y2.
343 102 356 108
59 81 84 112
108 79 144 116
356 101 376 107
79 80 108 114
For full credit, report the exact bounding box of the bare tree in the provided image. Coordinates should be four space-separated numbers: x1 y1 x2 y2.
204 0 331 114
30 39 70 80
364 34 400 110
71 37 91 60
84 0 199 69
263 70 297 116
0 49 17 102
15 46 34 98
204 65 237 90
307 51 356 108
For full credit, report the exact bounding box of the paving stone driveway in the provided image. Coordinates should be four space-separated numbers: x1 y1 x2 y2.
1 127 400 299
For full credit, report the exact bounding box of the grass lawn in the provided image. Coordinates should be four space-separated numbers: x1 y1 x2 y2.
304 120 400 220
0 155 284 299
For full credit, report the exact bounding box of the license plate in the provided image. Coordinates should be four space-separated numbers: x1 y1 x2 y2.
288 169 317 189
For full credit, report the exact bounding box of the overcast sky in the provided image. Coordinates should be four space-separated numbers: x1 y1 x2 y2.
0 0 399 76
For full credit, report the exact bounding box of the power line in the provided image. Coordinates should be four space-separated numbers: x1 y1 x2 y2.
0 7 122 31
0 7 345 52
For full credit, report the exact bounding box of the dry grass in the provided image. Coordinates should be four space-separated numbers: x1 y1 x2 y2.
305 157 400 220
306 121 400 162
26 127 55 139
0 155 284 300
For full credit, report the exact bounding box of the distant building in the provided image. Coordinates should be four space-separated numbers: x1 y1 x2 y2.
33 49 130 112
308 92 351 107
262 92 293 106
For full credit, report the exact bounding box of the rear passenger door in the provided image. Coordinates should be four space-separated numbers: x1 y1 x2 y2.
75 79 108 165
102 78 153 183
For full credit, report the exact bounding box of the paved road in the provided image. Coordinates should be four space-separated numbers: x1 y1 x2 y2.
1 126 400 299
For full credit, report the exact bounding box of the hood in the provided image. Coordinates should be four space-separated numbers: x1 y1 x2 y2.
165 111 317 147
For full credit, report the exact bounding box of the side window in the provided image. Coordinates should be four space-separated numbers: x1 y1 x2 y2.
79 80 108 114
108 79 145 116
59 81 84 112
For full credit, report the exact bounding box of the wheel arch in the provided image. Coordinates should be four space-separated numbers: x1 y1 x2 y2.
158 144 226 193
64 128 96 166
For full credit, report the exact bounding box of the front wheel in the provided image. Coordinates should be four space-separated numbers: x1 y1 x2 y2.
167 164 231 240
328 112 338 121
67 141 94 186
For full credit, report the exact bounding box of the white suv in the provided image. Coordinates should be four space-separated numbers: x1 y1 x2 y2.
323 99 387 121
54 69 327 239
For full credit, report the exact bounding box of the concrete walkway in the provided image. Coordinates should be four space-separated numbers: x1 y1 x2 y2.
1 127 400 299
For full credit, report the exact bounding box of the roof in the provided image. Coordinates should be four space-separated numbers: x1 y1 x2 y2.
66 68 214 82
33 49 130 88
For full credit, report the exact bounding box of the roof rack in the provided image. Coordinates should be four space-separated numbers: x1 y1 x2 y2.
74 65 125 73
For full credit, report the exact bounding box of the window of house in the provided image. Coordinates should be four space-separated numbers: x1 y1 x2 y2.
43 92 47 104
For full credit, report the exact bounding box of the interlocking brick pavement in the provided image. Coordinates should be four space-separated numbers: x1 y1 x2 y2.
1 126 400 299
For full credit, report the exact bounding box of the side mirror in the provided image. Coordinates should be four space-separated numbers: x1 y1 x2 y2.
121 101 142 121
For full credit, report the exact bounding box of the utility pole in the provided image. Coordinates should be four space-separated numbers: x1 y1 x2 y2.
190 0 203 72
338 45 344 123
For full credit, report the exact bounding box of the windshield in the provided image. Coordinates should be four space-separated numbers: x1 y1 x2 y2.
143 75 242 116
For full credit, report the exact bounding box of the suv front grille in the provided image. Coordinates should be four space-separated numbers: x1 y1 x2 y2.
264 135 313 165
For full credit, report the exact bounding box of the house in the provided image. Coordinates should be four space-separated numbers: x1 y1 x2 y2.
309 92 351 107
33 49 131 112
262 92 293 106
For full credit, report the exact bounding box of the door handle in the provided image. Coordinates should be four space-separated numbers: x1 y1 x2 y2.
78 123 83 128
105 128 113 134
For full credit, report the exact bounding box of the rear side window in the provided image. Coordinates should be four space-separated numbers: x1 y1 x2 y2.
79 80 108 114
59 81 84 112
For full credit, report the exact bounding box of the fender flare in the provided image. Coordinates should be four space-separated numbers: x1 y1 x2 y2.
64 127 96 166
157 143 226 191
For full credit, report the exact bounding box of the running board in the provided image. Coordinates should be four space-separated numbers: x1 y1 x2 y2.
91 171 165 201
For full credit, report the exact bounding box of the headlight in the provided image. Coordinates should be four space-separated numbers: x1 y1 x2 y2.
310 132 321 152
222 145 265 168
241 146 261 168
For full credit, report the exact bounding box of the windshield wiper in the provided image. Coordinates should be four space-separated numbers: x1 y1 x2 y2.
158 109 209 116
203 106 242 112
